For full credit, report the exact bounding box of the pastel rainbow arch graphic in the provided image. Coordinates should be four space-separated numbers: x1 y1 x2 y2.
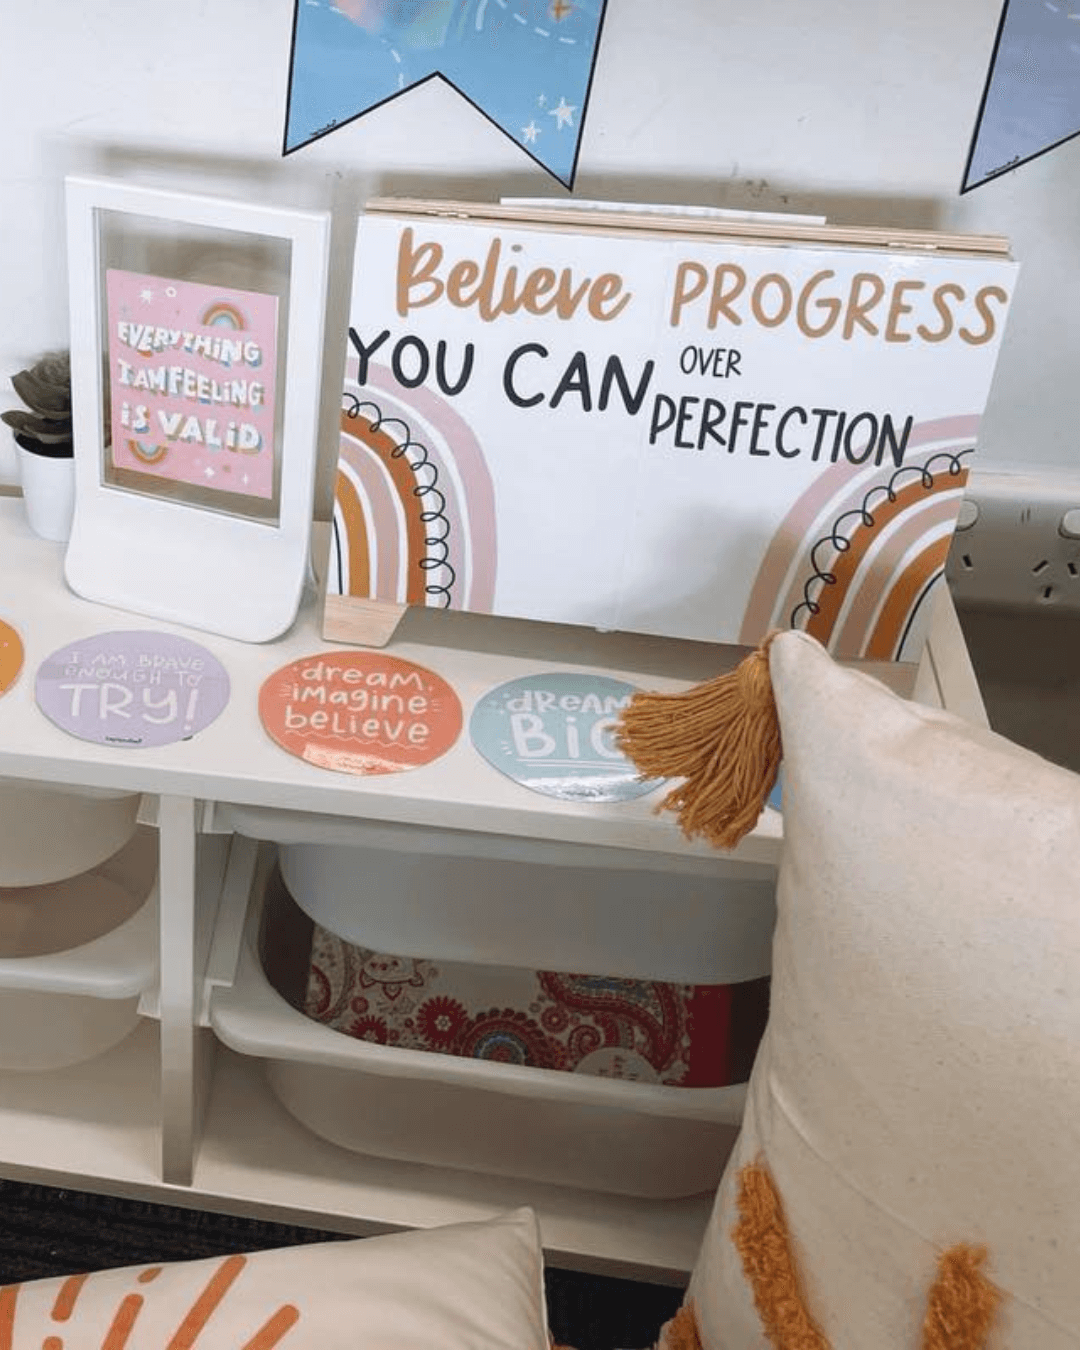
199 301 247 329
330 357 498 612
739 417 980 662
126 437 169 465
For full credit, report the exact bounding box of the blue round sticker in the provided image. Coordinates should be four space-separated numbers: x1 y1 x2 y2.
470 672 660 803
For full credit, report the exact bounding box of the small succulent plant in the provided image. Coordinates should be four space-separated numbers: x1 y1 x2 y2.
1 351 73 458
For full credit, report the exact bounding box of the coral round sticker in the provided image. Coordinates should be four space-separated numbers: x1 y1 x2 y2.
36 632 230 748
0 621 23 697
259 652 462 775
469 672 658 803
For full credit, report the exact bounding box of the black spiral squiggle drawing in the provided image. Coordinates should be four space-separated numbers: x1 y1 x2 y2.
789 447 972 631
342 391 457 608
331 514 345 596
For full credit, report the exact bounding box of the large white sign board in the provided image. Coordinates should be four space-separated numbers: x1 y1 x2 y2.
327 202 1017 661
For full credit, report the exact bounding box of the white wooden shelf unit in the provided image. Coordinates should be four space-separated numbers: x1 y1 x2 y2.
0 499 985 1283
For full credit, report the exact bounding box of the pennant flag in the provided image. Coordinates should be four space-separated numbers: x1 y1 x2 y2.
284 0 608 187
964 0 1080 191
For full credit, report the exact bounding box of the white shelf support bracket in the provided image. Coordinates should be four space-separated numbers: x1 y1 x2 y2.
915 587 989 728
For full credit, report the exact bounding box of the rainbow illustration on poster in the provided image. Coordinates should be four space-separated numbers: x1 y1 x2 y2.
128 438 169 465
200 300 247 331
738 418 977 662
328 354 498 614
331 403 975 660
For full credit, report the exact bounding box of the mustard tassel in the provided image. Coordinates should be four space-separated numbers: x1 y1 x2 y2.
616 636 782 849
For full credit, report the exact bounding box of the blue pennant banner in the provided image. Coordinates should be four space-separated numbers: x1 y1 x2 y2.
964 0 1080 191
284 0 608 186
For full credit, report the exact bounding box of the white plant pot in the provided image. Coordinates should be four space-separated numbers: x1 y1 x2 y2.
16 442 75 543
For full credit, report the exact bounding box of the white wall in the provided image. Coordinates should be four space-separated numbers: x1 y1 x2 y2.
2 0 1077 506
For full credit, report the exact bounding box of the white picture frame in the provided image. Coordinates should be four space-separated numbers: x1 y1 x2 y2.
64 176 330 643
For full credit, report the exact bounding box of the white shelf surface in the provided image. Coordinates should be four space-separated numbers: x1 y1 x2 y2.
192 1045 710 1284
0 499 790 868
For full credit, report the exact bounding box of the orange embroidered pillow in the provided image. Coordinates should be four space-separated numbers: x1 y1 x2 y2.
673 632 1080 1346
0 1208 547 1349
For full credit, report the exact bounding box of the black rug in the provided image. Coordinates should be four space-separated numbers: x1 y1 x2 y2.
0 1180 682 1350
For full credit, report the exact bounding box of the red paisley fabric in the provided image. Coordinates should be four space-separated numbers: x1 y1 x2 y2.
299 923 768 1088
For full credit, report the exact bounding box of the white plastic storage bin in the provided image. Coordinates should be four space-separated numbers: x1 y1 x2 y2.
0 827 158 1069
0 778 142 887
209 858 760 1199
216 805 778 986
263 1053 742 1200
260 865 769 1092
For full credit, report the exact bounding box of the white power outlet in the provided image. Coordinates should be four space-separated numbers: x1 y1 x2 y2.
946 467 1080 613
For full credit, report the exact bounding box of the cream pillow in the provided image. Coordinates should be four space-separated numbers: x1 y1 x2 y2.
688 631 1080 1347
0 1208 547 1350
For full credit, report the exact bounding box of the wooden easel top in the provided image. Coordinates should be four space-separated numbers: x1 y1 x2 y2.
364 197 1012 260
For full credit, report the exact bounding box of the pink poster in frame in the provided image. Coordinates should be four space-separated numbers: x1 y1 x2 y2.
65 175 329 643
105 269 279 500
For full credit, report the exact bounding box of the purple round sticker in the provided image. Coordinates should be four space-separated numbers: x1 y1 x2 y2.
36 631 230 748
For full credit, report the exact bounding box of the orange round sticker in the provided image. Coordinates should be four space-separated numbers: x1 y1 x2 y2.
259 651 462 776
0 620 23 698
